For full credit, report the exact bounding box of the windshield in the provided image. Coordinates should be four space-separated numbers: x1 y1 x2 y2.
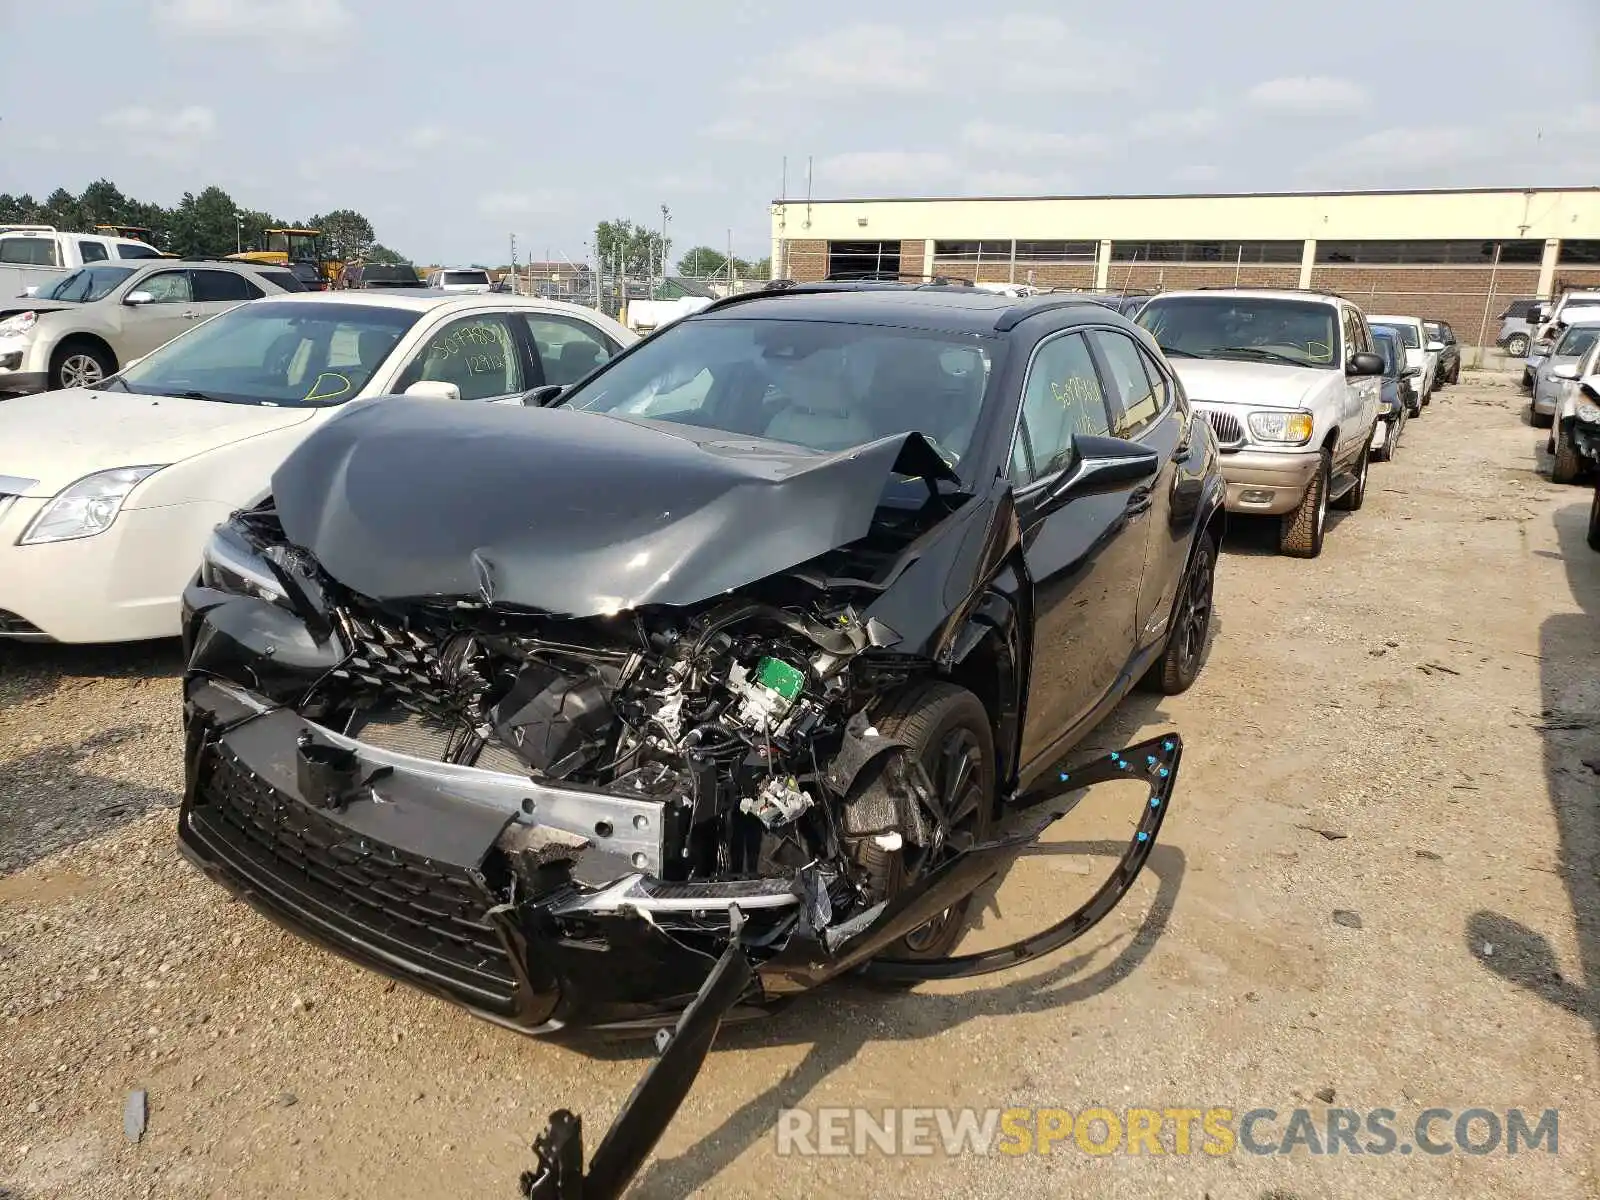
1137 296 1339 368
1371 329 1402 375
1373 322 1421 349
443 270 489 285
41 266 136 303
559 317 999 467
1555 325 1600 357
114 301 420 407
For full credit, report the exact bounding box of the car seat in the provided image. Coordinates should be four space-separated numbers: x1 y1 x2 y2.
762 350 872 451
551 338 605 385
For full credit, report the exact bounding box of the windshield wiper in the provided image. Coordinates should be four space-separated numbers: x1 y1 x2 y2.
1156 344 1201 358
172 389 238 404
1215 346 1308 366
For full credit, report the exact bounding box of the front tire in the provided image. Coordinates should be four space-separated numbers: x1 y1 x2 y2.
49 339 114 391
851 681 995 961
1279 450 1330 558
1587 485 1600 552
1552 424 1583 484
1147 533 1215 695
1532 399 1554 429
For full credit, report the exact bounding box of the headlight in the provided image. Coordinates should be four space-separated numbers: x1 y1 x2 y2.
198 523 288 604
1247 410 1315 444
18 466 166 545
0 311 37 339
1576 402 1600 425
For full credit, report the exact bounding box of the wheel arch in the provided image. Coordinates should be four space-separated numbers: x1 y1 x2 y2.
50 331 118 373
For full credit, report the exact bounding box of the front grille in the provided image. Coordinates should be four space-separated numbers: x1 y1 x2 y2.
330 603 478 726
0 608 41 635
187 742 519 1011
1194 406 1245 447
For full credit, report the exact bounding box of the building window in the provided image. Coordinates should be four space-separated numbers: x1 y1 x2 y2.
827 240 902 279
1315 239 1543 265
1014 240 1097 262
933 240 1012 261
1110 241 1302 264
1559 240 1600 265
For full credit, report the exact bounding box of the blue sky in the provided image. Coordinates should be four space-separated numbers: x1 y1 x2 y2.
1 0 1596 266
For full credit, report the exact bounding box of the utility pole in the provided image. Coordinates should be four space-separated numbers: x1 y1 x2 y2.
235 213 243 253
509 233 517 293
728 228 734 288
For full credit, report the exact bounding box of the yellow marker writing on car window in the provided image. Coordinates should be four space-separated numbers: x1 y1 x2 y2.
304 372 351 402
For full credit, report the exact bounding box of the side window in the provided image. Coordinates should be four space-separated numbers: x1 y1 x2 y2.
259 270 306 293
116 243 161 259
0 237 59 266
135 271 193 304
1090 330 1163 439
523 314 619 386
395 313 525 400
1010 332 1111 486
78 241 109 263
192 270 262 302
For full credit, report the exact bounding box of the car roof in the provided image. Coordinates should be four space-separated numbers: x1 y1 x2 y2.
687 284 1144 336
1559 313 1600 326
246 289 609 316
1368 314 1425 325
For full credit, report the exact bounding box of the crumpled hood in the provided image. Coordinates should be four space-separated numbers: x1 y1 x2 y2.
1168 357 1336 410
271 396 959 616
0 388 316 497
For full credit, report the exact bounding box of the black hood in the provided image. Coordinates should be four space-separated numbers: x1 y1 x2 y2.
271 397 959 617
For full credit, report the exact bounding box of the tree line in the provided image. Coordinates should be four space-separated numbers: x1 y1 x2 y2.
594 218 769 280
0 179 408 264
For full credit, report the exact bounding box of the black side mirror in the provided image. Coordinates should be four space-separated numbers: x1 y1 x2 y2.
1051 433 1161 500
1347 352 1385 377
520 384 565 407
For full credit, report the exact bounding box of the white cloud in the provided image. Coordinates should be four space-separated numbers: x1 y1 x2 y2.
296 144 414 181
959 120 1109 157
1247 76 1368 113
100 105 217 160
736 16 1150 97
152 0 353 68
152 0 352 38
478 190 571 218
699 116 770 143
1130 108 1221 139
1173 164 1221 185
963 169 1075 196
816 151 959 190
1555 105 1600 135
403 123 490 153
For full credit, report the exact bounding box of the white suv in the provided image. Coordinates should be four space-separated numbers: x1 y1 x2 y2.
1137 289 1383 558
425 268 493 294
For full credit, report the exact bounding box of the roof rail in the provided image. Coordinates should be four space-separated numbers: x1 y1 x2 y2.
992 293 1144 332
0 224 58 235
822 270 975 286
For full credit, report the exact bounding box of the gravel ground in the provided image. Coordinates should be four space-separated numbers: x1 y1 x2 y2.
1 373 1597 1200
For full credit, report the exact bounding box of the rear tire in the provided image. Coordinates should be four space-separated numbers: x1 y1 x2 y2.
1148 533 1215 695
1532 399 1554 429
849 681 995 961
1552 424 1583 484
1507 334 1530 358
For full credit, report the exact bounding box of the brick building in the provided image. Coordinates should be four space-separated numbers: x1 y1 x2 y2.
769 187 1600 347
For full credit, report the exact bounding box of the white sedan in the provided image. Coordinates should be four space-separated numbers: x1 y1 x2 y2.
0 290 634 643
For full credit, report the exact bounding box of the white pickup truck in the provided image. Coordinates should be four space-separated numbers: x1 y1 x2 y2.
0 225 167 300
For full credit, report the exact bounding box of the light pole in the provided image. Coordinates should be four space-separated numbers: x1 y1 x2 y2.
235 213 243 253
659 204 671 295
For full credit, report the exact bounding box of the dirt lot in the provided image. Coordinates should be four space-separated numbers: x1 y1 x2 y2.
2 373 1597 1200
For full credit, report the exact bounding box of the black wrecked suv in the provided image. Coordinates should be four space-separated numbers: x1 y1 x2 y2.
177 281 1223 1034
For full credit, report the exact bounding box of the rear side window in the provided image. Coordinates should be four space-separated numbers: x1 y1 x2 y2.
523 314 619 385
192 270 263 302
116 243 162 260
259 270 307 292
78 241 110 263
0 236 59 266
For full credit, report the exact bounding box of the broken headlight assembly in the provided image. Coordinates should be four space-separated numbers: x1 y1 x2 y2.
198 522 291 604
1246 410 1314 445
1574 400 1600 426
0 310 38 339
18 465 166 545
